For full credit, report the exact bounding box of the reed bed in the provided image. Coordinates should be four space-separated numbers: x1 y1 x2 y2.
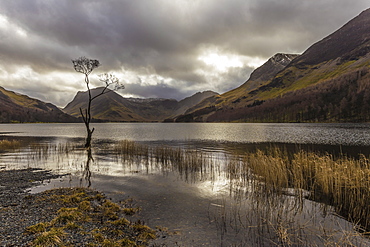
114 140 370 232
113 140 150 165
0 139 21 150
240 147 370 232
26 142 78 161
114 140 218 182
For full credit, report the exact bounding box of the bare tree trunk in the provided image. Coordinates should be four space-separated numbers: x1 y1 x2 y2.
85 127 94 149
80 107 94 149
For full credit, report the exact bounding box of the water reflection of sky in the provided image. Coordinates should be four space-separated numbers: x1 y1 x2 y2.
2 136 370 246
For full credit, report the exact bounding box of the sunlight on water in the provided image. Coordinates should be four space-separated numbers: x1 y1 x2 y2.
1 136 370 246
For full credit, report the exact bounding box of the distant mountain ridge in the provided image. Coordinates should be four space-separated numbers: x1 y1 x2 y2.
174 8 370 123
63 88 218 122
0 86 77 123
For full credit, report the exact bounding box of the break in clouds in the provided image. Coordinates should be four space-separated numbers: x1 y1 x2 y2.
0 0 369 107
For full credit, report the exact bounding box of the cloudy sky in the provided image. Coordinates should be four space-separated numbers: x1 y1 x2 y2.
0 0 369 107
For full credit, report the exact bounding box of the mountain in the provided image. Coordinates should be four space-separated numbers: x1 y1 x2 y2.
0 86 77 123
63 88 146 122
173 53 298 122
172 91 219 116
227 53 300 96
175 8 370 123
63 88 218 122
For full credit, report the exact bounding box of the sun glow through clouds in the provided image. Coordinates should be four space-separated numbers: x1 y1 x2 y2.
198 49 266 73
198 52 243 72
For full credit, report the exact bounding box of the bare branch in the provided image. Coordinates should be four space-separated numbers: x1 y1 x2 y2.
99 73 125 90
72 57 101 75
79 107 87 123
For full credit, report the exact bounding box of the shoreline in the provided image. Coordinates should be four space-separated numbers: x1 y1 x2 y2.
0 168 158 246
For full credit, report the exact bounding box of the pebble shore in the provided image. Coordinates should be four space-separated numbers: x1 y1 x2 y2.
0 169 62 246
0 168 157 246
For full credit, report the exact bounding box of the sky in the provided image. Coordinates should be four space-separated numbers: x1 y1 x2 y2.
0 0 369 107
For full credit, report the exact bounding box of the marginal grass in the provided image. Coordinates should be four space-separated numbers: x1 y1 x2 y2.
239 147 370 231
0 139 21 150
114 140 214 182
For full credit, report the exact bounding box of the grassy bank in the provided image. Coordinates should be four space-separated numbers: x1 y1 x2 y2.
25 188 156 246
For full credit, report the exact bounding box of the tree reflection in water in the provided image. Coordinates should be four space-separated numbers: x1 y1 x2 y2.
81 148 92 188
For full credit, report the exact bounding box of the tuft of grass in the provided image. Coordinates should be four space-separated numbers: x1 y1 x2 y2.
123 207 140 216
110 218 130 226
26 222 50 234
132 222 157 241
64 221 81 230
117 238 136 246
52 207 83 225
93 232 105 243
31 227 66 247
62 192 88 204
78 200 92 212
102 200 121 220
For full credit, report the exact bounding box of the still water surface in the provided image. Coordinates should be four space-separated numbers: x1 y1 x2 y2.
2 123 370 246
2 122 370 145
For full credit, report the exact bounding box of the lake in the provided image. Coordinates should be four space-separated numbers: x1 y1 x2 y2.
1 123 370 246
2 122 370 145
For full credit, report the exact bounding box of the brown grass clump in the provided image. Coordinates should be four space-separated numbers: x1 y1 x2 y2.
241 148 370 231
0 139 20 150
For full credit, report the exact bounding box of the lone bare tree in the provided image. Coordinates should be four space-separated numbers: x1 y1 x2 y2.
72 56 124 149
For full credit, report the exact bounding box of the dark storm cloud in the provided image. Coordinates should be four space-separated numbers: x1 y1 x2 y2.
0 0 369 106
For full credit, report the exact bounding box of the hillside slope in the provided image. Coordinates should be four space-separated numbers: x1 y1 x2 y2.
63 88 218 122
63 88 146 122
173 53 299 122
0 86 77 123
176 8 370 123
